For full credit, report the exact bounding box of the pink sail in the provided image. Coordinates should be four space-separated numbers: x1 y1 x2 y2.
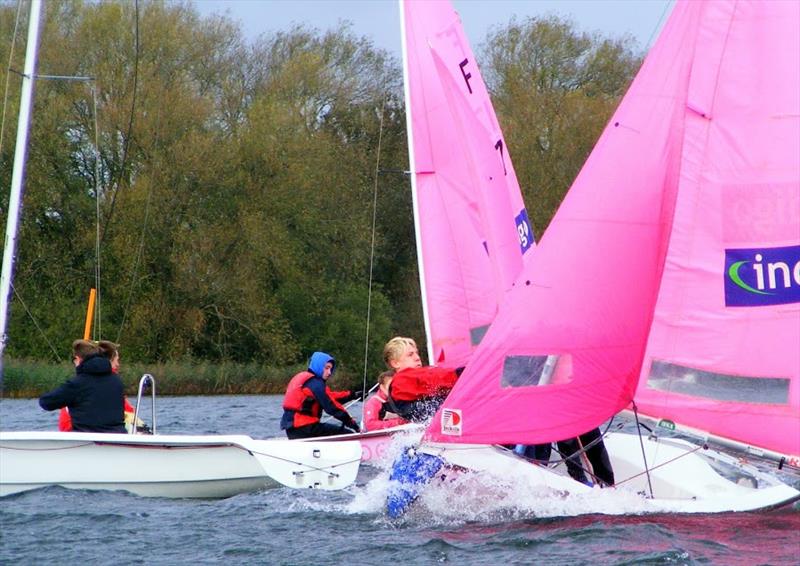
428 0 800 459
634 0 800 457
401 0 532 368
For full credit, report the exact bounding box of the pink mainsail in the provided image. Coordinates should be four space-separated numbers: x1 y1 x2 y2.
428 0 800 459
400 0 533 368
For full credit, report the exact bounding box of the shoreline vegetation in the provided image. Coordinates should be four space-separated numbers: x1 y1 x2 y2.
2 358 364 399
1 3 640 380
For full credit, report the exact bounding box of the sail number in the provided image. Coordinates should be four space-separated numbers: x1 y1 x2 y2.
515 209 534 253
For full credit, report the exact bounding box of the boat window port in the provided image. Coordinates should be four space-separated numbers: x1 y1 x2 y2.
501 354 573 388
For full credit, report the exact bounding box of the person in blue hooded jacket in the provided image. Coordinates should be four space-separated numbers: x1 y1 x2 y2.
280 352 362 439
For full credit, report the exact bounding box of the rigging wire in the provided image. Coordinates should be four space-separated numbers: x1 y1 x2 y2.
631 401 655 498
360 92 389 406
644 0 674 51
115 101 157 344
101 0 145 343
11 285 60 361
0 0 24 158
99 0 139 246
111 0 150 344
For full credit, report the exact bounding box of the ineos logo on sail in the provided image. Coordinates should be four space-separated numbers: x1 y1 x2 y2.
724 245 800 306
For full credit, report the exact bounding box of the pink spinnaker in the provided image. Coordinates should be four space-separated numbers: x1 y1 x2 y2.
428 0 800 459
401 0 532 369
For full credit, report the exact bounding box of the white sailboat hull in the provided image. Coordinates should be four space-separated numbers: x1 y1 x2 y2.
421 432 800 514
295 423 424 464
604 433 800 512
0 431 361 498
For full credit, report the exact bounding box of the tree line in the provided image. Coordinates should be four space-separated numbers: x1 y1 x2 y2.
0 0 641 380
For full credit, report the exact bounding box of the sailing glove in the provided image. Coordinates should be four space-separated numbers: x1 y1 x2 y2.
345 389 365 402
342 418 360 433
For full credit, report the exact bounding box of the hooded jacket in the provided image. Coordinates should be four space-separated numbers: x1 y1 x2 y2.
39 354 126 433
280 352 356 430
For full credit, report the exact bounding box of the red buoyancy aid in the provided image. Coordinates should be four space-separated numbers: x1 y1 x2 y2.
59 398 136 432
282 371 349 428
389 366 459 402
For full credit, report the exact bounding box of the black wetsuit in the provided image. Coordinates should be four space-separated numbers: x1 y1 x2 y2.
525 428 615 486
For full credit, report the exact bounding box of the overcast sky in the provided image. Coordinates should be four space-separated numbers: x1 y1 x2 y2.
192 0 674 56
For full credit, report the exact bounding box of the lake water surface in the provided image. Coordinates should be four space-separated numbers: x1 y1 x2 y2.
1 395 798 565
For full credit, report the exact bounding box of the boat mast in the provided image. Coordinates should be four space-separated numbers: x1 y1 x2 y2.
398 0 435 365
0 0 42 381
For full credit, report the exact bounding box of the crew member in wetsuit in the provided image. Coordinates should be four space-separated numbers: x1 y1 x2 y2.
39 339 127 433
280 351 362 439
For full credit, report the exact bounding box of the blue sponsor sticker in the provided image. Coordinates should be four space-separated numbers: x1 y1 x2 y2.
515 209 534 254
724 245 800 306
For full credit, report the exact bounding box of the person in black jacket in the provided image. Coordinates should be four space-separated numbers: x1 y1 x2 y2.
39 339 126 433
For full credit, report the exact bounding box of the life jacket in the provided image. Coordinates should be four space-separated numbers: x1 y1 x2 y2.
388 366 458 402
282 371 349 428
59 398 138 432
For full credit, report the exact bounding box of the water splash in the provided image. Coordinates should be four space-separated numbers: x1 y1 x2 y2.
348 441 662 525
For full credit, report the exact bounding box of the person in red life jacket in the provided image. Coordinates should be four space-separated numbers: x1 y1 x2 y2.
280 351 362 439
363 370 408 431
40 339 126 434
58 340 141 432
383 336 462 423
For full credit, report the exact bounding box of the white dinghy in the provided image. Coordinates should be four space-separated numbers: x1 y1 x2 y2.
0 430 361 499
417 435 799 515
1 374 362 499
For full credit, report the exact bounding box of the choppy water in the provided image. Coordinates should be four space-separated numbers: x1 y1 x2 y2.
2 395 799 565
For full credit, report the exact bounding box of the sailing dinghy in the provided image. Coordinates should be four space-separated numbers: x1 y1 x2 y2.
294 0 536 461
392 0 800 516
0 1 361 499
0 430 361 498
0 374 362 499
